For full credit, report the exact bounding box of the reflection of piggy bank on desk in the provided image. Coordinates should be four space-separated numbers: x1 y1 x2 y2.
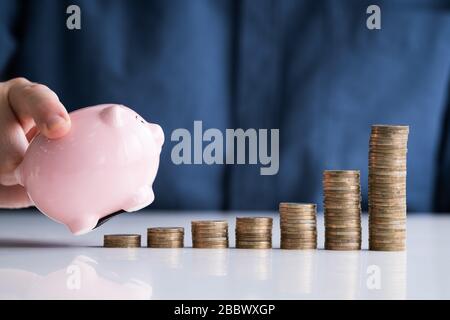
15 104 164 235
0 255 153 299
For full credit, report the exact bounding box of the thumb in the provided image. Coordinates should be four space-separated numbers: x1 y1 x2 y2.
7 78 71 139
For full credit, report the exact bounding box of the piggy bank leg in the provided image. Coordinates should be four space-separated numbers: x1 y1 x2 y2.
67 215 99 235
123 185 155 212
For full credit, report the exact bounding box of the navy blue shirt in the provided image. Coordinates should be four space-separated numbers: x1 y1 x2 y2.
1 0 450 211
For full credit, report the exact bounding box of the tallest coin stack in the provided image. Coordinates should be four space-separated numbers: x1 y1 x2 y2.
369 125 409 251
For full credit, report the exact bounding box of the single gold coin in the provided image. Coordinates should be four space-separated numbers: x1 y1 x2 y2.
236 217 273 224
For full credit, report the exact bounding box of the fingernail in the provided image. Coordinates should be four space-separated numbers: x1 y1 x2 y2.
46 115 68 132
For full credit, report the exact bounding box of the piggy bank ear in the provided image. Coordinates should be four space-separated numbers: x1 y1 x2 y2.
100 105 125 127
149 123 165 146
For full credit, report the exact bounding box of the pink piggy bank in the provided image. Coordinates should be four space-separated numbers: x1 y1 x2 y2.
15 104 164 235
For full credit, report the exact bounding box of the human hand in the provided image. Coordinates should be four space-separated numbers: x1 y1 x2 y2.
0 78 71 208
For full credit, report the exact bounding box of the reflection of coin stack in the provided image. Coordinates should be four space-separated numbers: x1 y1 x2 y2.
365 252 407 299
369 125 409 251
192 250 228 276
279 203 317 250
191 220 229 248
104 234 141 248
236 217 273 249
147 227 184 248
320 251 360 299
153 249 183 269
234 250 273 281
323 170 362 251
276 251 315 295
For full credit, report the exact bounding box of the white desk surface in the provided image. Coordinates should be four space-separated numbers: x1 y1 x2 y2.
0 211 449 300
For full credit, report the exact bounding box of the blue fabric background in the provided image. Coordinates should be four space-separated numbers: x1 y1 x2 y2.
1 0 449 212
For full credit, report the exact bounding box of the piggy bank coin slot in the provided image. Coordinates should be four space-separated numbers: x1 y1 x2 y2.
94 210 125 229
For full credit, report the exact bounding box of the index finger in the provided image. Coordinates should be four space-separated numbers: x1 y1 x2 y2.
7 78 71 139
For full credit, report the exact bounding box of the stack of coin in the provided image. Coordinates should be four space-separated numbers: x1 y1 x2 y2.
279 203 317 250
147 227 184 248
235 217 273 249
323 170 362 250
104 234 141 248
191 220 229 248
369 125 409 251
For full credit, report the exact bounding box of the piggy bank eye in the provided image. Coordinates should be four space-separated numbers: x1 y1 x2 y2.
135 115 145 124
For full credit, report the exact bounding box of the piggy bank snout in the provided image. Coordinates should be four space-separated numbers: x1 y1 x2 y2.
148 123 164 146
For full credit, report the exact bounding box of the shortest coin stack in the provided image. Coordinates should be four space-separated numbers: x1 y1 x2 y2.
236 217 273 249
104 234 141 248
147 227 184 248
279 203 317 250
191 220 229 248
